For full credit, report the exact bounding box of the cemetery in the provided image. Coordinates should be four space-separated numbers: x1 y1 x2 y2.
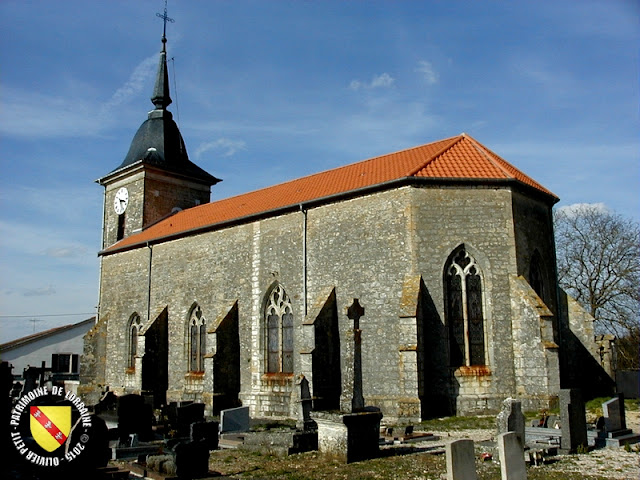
4 357 639 479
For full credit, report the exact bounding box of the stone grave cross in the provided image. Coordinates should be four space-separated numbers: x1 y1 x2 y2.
347 299 365 412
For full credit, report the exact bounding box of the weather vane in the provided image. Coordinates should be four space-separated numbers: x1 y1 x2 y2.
156 0 175 42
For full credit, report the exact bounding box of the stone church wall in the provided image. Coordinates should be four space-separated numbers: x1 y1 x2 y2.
511 191 559 322
78 316 107 406
410 186 518 413
97 183 562 421
103 173 145 247
142 172 211 227
305 188 414 418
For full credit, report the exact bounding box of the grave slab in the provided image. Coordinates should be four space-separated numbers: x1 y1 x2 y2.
220 406 250 433
497 432 527 480
559 388 587 454
602 396 626 432
446 439 477 480
496 398 525 447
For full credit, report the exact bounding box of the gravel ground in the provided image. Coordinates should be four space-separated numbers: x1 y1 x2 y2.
429 426 639 480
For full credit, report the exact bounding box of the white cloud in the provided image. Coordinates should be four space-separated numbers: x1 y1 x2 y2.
370 73 395 88
349 73 395 91
416 60 438 84
194 138 247 158
556 202 610 217
45 246 89 258
0 53 157 139
102 54 158 111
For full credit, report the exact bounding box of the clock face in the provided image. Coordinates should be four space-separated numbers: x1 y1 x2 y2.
113 187 129 215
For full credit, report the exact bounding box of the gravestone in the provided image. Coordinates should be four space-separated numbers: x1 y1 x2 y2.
559 388 587 454
602 395 626 432
297 375 316 431
348 298 365 412
191 421 220 450
497 432 526 480
220 406 250 433
163 401 181 433
118 394 153 443
95 389 117 414
174 440 209 479
600 394 640 447
314 299 382 463
66 414 110 469
546 415 559 429
177 402 205 438
446 439 477 480
496 398 525 447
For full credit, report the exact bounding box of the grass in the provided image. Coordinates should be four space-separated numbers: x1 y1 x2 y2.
418 414 496 430
584 396 638 414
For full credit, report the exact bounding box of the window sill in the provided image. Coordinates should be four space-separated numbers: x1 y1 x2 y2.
455 366 491 376
185 371 205 379
125 367 136 374
261 373 294 385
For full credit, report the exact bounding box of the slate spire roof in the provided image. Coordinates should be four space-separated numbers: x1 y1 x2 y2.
97 34 219 186
101 133 558 255
151 36 172 110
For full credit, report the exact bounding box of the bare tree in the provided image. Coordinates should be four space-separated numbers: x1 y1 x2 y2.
554 204 640 368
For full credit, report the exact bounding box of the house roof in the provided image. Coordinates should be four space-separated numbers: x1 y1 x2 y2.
0 318 95 352
101 133 558 255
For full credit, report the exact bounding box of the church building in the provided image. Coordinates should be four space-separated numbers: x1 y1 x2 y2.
80 31 611 422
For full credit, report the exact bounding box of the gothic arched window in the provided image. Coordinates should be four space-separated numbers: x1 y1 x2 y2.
265 284 294 374
188 305 206 373
445 246 486 367
127 313 141 369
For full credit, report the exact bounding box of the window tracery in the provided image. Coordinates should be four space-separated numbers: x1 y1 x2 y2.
127 313 141 369
445 247 486 367
188 305 206 372
265 284 294 374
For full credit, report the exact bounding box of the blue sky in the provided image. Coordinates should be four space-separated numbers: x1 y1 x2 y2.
0 1 638 344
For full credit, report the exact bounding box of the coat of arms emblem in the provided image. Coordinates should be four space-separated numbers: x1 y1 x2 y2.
30 406 71 452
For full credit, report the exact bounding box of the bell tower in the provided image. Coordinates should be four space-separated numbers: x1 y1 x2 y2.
97 10 220 249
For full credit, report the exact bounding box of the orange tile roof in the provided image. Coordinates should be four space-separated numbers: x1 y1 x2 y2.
102 134 557 254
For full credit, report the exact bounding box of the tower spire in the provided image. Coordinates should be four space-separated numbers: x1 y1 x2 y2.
151 1 174 110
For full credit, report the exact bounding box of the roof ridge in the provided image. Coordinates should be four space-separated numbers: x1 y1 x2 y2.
0 317 95 351
405 135 463 177
202 135 464 205
465 135 514 180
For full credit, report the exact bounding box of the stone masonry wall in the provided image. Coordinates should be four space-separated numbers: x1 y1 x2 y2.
95 183 560 420
410 186 518 413
142 171 211 228
510 191 559 323
103 173 145 248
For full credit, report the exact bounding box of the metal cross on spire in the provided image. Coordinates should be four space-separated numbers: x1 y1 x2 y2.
156 0 174 45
